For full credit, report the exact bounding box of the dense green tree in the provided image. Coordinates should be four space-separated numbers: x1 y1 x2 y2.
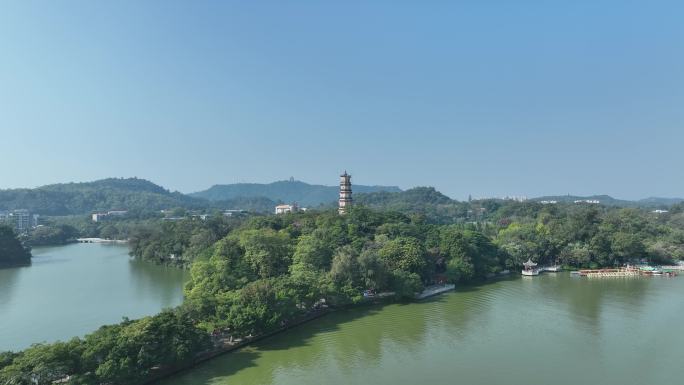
237 229 292 278
0 225 31 267
26 224 78 246
378 236 426 275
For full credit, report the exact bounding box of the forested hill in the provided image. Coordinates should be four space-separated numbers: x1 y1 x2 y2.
0 178 208 216
355 187 476 223
190 180 402 207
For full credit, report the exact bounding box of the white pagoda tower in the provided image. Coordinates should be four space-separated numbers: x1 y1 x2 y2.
339 171 352 214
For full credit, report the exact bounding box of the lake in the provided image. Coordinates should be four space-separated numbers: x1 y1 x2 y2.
159 273 684 385
0 243 188 351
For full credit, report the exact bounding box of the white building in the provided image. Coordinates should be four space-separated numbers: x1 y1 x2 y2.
223 209 247 217
1 209 34 233
275 203 301 215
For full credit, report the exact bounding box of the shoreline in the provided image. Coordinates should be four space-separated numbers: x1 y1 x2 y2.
143 309 333 384
144 288 450 384
0 261 31 269
75 238 129 244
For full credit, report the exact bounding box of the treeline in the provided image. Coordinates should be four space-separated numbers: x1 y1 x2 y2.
0 225 31 267
492 203 684 267
129 215 242 267
0 178 277 216
3 202 684 384
0 178 203 216
24 216 154 246
0 309 210 385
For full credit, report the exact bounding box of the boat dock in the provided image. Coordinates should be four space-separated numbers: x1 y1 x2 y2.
76 238 128 243
579 268 640 278
522 258 561 276
661 265 684 271
577 267 677 278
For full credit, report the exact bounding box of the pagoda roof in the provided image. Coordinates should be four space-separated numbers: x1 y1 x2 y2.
523 258 538 267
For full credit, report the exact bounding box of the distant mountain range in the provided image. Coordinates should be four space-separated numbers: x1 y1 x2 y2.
530 195 684 208
190 180 402 207
0 178 400 215
0 177 680 216
0 178 206 216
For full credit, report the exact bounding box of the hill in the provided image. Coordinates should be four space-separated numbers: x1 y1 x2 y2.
355 187 470 223
531 195 684 208
190 180 402 207
636 197 684 207
0 178 207 216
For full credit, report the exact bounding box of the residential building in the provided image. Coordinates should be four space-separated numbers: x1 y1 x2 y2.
6 209 32 233
92 212 108 222
275 203 300 215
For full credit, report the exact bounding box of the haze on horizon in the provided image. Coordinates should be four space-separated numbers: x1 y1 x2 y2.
1 1 682 201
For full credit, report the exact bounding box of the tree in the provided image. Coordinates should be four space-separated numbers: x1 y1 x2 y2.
378 236 426 275
0 339 83 385
357 244 389 291
238 229 292 278
329 246 359 287
0 225 31 267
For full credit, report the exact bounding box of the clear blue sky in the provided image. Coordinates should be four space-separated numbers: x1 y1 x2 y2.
1 1 682 200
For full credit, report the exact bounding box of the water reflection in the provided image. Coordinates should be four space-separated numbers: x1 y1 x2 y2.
159 274 684 385
128 258 189 306
0 266 23 307
1 243 187 351
539 275 651 332
162 287 497 385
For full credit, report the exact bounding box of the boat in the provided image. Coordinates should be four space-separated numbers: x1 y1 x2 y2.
522 259 541 276
578 268 640 278
543 265 562 272
640 266 664 276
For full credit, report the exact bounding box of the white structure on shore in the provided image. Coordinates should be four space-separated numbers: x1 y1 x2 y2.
339 171 352 214
522 259 541 276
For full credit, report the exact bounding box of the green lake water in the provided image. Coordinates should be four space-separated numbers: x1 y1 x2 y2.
160 273 684 385
0 243 188 351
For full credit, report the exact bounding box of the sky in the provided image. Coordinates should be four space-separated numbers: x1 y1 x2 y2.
1 1 683 200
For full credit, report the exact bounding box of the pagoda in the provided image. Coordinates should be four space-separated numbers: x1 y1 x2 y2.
522 258 540 276
338 171 352 214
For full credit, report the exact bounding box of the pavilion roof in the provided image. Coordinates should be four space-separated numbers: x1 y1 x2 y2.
523 258 538 267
